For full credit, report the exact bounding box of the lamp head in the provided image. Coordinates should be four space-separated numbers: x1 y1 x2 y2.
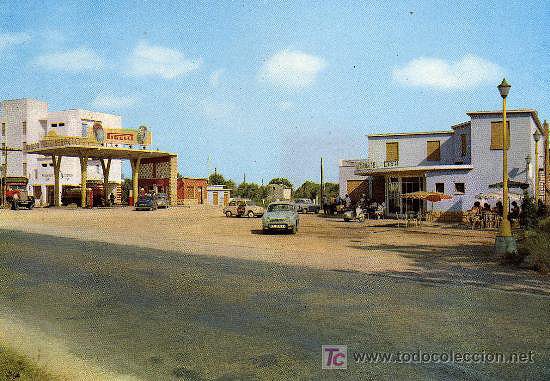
525 155 531 165
497 78 511 98
533 130 541 142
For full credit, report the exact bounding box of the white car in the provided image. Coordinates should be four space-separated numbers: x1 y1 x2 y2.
262 202 299 234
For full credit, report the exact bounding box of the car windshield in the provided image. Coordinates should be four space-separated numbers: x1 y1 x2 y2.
268 204 293 212
139 196 153 202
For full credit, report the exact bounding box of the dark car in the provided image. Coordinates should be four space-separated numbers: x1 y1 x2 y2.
293 198 320 214
156 193 169 208
135 195 158 211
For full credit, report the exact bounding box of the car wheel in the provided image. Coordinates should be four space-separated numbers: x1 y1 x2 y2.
291 225 297 234
248 211 255 218
28 203 34 210
225 211 232 217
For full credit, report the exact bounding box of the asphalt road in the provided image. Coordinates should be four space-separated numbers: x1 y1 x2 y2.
0 229 548 380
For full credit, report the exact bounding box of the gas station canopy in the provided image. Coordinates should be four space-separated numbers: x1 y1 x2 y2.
27 144 177 160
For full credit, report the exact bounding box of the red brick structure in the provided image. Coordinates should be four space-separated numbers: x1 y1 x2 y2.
177 178 207 204
138 156 178 204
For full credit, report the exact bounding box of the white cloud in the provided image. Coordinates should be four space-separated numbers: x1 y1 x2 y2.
259 49 326 89
278 100 294 111
0 32 30 49
392 55 503 89
34 48 105 71
209 69 224 87
91 95 137 109
127 41 201 79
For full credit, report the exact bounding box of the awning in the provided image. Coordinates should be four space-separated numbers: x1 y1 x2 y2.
488 181 529 190
355 164 473 176
27 144 177 160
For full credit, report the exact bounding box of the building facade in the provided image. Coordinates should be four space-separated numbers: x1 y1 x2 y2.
177 177 207 205
207 185 231 206
267 183 292 201
1 99 123 205
339 109 547 216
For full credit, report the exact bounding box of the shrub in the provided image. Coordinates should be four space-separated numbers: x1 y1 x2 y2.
518 217 550 273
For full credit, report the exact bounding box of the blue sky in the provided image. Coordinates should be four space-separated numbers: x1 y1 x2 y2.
1 1 548 186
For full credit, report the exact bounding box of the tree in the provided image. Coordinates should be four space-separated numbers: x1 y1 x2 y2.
294 181 320 200
268 178 293 189
208 172 227 185
324 182 339 199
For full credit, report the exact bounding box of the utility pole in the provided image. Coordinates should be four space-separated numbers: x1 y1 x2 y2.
320 157 324 209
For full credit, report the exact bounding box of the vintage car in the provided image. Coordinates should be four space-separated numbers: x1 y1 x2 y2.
262 201 299 234
6 188 35 210
156 193 169 208
223 199 264 218
293 198 321 214
135 195 158 211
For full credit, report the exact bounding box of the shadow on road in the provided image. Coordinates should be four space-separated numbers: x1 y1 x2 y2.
349 241 549 295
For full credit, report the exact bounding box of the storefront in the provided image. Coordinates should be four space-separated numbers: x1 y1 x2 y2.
386 175 425 215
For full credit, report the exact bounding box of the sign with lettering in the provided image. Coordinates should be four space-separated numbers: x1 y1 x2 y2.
88 124 152 146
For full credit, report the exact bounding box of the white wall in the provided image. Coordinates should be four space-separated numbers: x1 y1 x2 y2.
367 132 457 167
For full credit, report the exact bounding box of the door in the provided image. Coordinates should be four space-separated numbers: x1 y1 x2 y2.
213 191 219 206
46 186 54 206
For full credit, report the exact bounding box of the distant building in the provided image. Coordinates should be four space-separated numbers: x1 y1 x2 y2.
339 109 547 216
267 183 292 201
207 184 231 206
177 178 207 204
1 98 122 206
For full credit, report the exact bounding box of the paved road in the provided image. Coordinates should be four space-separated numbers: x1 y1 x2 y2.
0 230 548 380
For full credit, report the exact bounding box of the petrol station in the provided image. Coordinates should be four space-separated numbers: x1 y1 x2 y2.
26 122 178 207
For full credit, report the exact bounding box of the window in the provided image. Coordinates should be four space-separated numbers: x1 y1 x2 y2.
51 123 58 127
490 121 510 150
460 134 467 157
23 162 27 177
42 163 48 167
426 141 441 161
386 142 399 162
1 122 5 136
454 182 465 194
58 123 65 127
435 183 445 193
22 121 27 135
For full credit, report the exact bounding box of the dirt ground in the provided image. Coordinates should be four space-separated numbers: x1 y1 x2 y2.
1 205 547 294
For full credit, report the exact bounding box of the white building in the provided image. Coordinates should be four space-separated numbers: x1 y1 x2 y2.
1 99 122 206
339 109 547 216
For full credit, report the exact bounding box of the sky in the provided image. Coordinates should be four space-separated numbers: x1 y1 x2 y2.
0 1 548 186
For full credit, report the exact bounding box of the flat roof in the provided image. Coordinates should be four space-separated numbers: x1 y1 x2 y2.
368 130 453 138
451 121 471 129
466 109 542 131
355 164 473 176
27 144 177 160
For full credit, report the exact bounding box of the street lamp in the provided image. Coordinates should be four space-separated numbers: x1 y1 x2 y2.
533 130 541 201
495 78 516 255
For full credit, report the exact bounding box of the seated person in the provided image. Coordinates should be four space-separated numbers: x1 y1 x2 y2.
510 201 520 220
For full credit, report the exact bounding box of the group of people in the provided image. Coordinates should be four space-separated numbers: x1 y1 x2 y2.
322 193 384 219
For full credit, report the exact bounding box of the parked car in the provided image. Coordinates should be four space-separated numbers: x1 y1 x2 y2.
156 193 169 208
293 198 320 214
262 202 299 234
223 199 264 218
135 195 158 211
5 189 35 210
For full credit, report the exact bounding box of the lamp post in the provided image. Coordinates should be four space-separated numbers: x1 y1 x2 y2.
495 78 516 255
533 130 541 201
